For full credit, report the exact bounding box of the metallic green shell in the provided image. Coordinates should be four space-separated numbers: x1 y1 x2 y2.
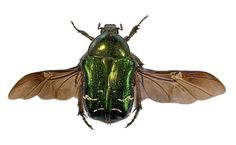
81 32 135 123
87 32 130 57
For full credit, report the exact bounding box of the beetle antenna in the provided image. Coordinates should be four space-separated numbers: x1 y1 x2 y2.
98 23 101 30
119 24 123 30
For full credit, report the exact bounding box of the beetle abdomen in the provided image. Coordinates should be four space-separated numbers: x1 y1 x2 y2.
82 56 134 123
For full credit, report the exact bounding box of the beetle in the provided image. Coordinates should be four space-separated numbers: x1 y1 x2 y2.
9 16 226 129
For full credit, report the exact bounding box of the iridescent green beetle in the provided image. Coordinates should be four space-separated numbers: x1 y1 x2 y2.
9 16 225 129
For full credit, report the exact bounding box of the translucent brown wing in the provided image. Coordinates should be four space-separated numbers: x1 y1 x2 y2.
9 66 83 100
137 68 225 104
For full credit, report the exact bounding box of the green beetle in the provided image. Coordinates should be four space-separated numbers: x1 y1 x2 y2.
9 16 225 129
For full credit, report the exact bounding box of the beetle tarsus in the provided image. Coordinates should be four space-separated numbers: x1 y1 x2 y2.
125 107 141 128
71 21 94 41
125 15 148 41
80 113 94 130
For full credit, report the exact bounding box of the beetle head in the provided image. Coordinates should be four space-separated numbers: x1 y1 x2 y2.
98 23 123 34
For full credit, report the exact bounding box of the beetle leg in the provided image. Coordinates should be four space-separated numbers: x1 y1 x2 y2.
78 99 94 130
125 106 141 128
77 80 94 130
71 21 94 41
131 53 144 67
125 71 142 128
79 112 94 130
124 15 148 41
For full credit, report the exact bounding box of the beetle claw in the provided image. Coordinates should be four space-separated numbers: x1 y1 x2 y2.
80 113 94 130
125 107 141 128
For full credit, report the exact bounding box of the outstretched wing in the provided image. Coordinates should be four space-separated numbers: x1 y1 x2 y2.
9 66 83 100
137 68 225 104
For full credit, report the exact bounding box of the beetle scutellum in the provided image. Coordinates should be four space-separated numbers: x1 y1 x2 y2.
9 16 225 129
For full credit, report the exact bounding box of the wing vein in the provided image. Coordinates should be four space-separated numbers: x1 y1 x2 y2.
175 81 198 100
140 75 149 99
50 70 78 80
55 72 79 98
177 79 213 97
141 73 171 102
184 76 216 81
23 78 50 99
73 73 82 98
138 70 173 82
12 75 42 89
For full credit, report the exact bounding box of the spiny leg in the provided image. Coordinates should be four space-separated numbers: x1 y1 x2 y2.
71 21 94 41
79 112 94 130
124 15 148 41
78 100 94 130
125 106 141 128
125 71 143 128
77 80 94 130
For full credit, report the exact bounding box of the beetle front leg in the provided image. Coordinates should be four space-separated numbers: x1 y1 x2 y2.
71 21 95 41
124 15 148 41
125 71 142 128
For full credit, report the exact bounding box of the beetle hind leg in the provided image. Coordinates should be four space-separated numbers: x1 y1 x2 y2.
125 106 141 128
78 101 94 129
77 85 94 130
125 71 143 128
79 112 94 130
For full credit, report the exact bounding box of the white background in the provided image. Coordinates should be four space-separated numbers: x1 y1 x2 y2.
0 0 235 145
